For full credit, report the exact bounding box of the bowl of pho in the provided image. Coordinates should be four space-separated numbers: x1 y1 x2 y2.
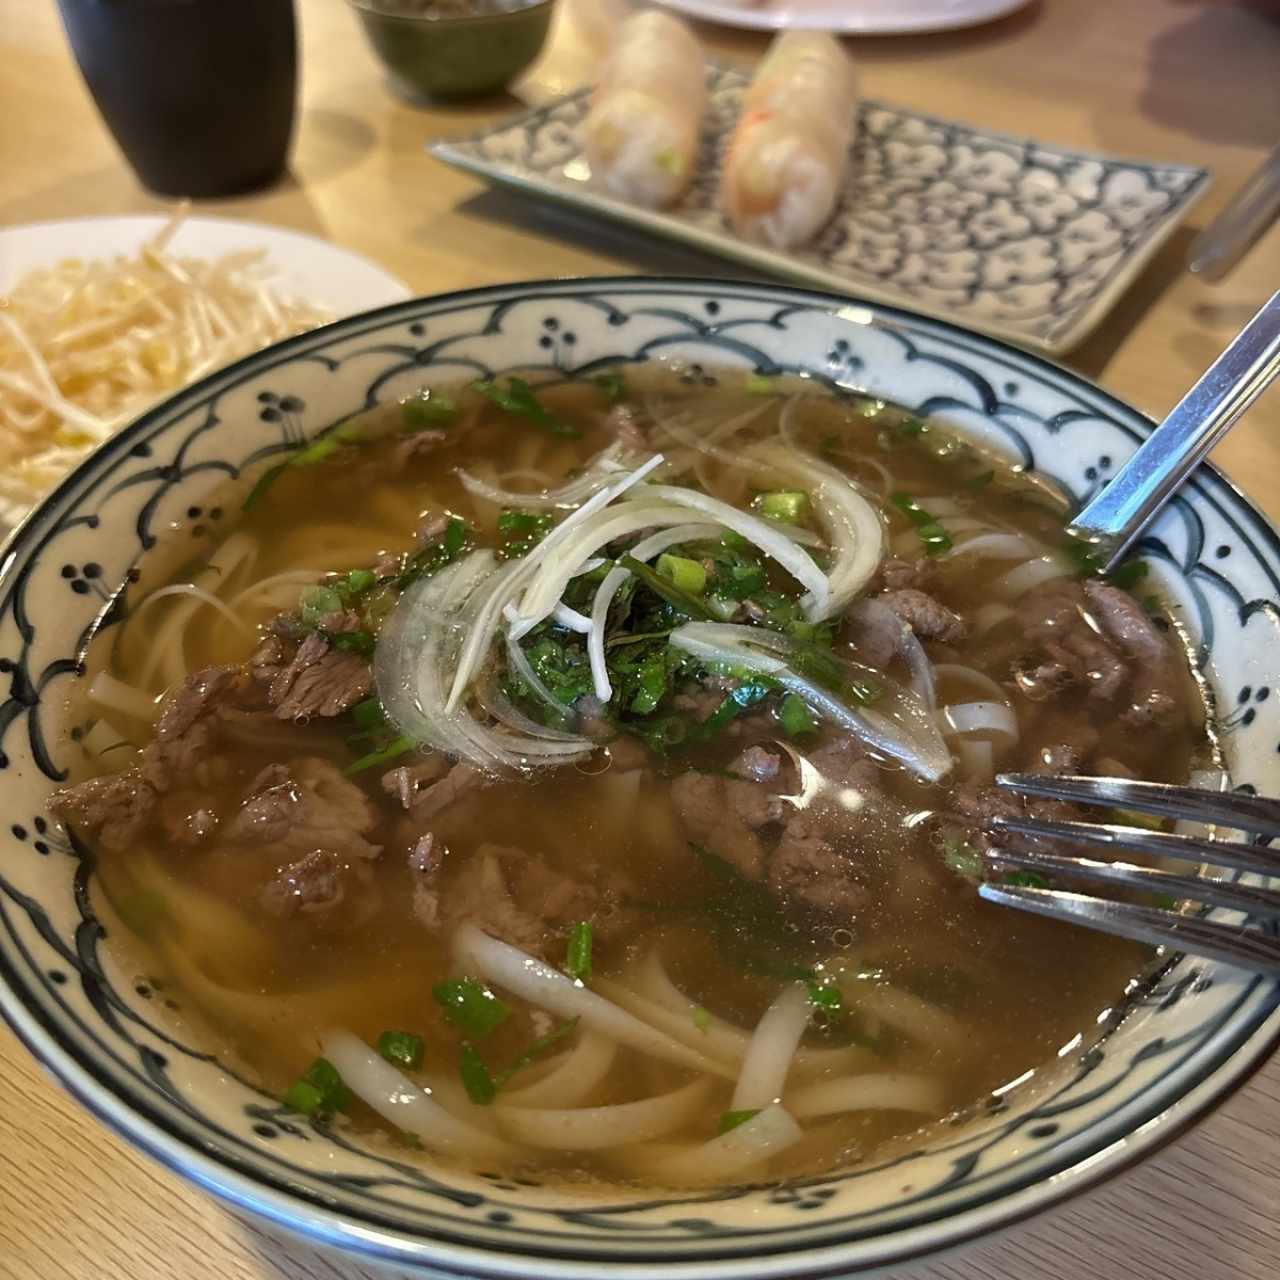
0 278 1276 1276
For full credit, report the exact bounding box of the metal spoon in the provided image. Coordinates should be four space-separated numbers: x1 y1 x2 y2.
1069 290 1280 572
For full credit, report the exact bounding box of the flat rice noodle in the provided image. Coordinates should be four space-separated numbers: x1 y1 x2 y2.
730 982 811 1111
499 1031 618 1108
785 1073 946 1120
835 976 969 1054
994 554 1070 599
941 700 1019 746
495 1079 712 1150
642 1104 803 1186
957 737 995 783
942 531 1033 560
932 663 1011 704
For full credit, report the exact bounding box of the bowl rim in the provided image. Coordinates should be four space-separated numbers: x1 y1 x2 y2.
2 273 1278 1277
345 0 555 28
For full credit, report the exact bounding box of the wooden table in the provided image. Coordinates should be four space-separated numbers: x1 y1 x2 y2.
2 1 1279 1277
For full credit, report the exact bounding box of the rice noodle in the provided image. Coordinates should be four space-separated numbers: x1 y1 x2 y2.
128 582 251 636
785 1074 946 1120
933 663 1011 704
835 975 969 1053
456 441 631 511
994 554 1070 598
645 1104 803 1185
730 982 811 1111
668 622 952 781
319 1029 516 1160
941 701 1019 745
455 924 734 1078
942 531 1033 560
957 737 995 782
495 1079 712 1150
500 1031 618 1108
88 671 161 724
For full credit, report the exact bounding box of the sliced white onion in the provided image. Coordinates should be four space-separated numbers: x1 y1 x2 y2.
668 623 952 781
552 603 592 633
994 554 1070 599
454 924 733 1079
456 441 631 511
631 482 831 617
495 1079 712 1151
319 1029 515 1160
942 531 1033 560
746 443 884 618
646 1104 803 1185
500 1031 618 1108
474 678 582 742
941 700 1019 746
731 983 811 1111
587 522 719 702
784 1074 946 1121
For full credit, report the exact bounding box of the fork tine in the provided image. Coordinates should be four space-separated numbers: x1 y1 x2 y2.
977 884 1280 975
995 772 1280 839
987 814 1280 878
984 847 1280 918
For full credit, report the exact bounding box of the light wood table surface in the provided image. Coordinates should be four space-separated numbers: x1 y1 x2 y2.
2 1 1279 1278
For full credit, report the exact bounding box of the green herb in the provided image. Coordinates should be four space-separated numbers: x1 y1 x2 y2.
377 1030 425 1071
1004 870 1050 889
433 977 511 1038
656 553 707 596
392 517 472 589
565 922 593 982
300 585 344 623
351 697 388 731
717 1109 760 1135
400 390 457 430
343 568 377 596
628 646 670 715
497 508 554 560
344 733 415 776
620 555 715 621
282 1057 352 1118
804 976 844 1013
591 371 627 403
243 418 366 511
494 1018 579 1087
756 490 810 524
1063 540 1149 591
743 372 775 396
779 693 818 738
890 492 953 556
472 376 581 438
459 1042 497 1105
692 1006 711 1033
943 838 984 881
329 629 376 658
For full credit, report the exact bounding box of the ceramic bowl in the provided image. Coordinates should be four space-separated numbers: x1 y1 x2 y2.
1 279 1277 1278
347 0 553 102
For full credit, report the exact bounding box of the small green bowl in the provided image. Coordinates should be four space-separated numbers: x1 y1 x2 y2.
347 0 554 102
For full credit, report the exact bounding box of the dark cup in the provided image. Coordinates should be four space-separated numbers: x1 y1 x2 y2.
56 0 297 198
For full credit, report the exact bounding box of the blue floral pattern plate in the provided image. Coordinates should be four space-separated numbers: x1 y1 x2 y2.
0 279 1275 1278
428 67 1209 354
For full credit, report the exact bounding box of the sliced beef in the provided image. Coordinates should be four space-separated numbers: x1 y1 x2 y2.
49 770 157 852
415 511 451 547
393 429 449 468
409 762 482 820
1015 580 1128 703
141 664 243 792
769 815 869 916
1082 581 1181 727
874 556 937 593
260 848 376 924
159 794 219 846
949 782 1077 855
732 745 781 783
670 770 772 878
223 757 381 861
408 833 441 928
382 756 450 810
267 630 371 720
880 588 967 644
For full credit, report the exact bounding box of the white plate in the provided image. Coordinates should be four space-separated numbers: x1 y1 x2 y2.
0 214 411 314
654 0 1032 35
430 69 1210 354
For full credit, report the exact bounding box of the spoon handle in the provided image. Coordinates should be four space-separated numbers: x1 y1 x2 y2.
1069 290 1280 572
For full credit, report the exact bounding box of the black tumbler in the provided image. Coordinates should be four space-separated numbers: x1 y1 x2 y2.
56 0 297 198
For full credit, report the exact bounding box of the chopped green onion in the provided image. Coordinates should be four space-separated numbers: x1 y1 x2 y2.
494 1018 579 1087
629 646 669 715
472 376 581 438
692 1005 711 1033
804 977 843 1013
943 838 984 881
778 693 818 738
300 585 343 622
497 509 554 560
1004 870 1050 889
620 555 715 621
743 372 775 396
717 1108 760 1135
756 490 810 524
433 977 511 1038
591 371 627 403
890 492 953 556
282 1057 352 1117
656 553 707 596
459 1043 497 1105
329 629 376 658
401 390 457 429
377 1030 425 1071
565 922 593 982
351 697 387 731
345 734 415 775
343 568 377 596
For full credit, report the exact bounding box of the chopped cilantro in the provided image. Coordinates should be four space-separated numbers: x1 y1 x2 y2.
472 376 581 438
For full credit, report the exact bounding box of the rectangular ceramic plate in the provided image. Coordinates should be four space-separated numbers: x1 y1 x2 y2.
428 65 1210 354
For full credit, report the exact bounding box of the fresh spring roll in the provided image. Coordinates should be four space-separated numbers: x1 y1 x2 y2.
581 11 707 208
721 31 858 249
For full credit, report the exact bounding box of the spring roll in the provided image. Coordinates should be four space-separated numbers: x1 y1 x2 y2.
721 31 858 249
581 11 707 209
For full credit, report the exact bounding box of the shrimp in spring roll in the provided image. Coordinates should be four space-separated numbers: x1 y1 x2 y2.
581 11 707 209
721 31 858 249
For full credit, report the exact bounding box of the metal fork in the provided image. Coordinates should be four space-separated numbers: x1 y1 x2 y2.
977 773 1280 975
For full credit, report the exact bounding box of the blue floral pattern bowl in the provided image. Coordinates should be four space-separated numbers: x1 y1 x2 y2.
0 279 1277 1277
